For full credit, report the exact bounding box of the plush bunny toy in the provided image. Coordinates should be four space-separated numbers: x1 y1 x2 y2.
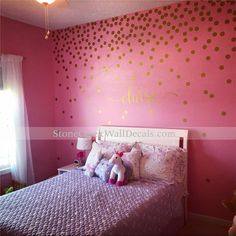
108 152 127 186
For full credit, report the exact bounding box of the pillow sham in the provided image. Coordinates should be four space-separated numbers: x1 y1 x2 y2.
94 159 114 182
122 147 142 180
139 143 186 184
97 140 134 159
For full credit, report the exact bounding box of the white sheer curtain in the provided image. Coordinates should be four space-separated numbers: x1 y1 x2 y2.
1 54 35 185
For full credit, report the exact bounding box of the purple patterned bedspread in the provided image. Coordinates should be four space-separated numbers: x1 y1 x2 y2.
0 170 184 236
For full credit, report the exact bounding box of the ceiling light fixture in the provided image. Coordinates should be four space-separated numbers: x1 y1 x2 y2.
36 0 56 39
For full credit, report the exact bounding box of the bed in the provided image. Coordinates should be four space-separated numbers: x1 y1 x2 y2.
0 126 188 236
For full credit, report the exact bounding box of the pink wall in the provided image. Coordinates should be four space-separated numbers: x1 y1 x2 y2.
52 0 236 220
0 0 235 220
0 17 57 185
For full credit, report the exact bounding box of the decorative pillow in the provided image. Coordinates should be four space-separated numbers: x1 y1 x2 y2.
123 160 133 181
84 142 102 177
139 143 187 184
137 142 155 156
121 147 142 179
95 159 114 182
98 140 134 159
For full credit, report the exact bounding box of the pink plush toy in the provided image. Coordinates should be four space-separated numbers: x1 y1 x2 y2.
108 151 127 186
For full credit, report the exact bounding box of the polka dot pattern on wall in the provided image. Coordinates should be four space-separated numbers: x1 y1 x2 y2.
52 0 235 127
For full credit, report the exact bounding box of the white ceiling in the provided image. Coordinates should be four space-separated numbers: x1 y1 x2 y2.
0 0 181 30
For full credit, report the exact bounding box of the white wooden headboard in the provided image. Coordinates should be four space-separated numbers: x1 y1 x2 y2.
96 126 188 149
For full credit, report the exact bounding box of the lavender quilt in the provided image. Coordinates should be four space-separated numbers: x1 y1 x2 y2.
0 170 184 236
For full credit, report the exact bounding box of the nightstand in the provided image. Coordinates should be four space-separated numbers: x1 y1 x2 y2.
57 163 78 175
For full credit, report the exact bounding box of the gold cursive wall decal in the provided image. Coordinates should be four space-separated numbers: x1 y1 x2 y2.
120 87 157 105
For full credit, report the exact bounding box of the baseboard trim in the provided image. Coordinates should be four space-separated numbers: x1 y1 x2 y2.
188 212 232 227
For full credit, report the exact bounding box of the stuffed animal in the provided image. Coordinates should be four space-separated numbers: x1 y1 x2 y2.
222 190 236 236
108 151 127 186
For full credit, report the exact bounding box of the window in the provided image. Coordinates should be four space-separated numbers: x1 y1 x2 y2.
0 54 34 184
0 88 16 173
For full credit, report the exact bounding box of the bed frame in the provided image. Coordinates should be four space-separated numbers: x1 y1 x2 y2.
96 125 189 223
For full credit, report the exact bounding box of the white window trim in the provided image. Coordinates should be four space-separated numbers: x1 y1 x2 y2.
0 167 11 175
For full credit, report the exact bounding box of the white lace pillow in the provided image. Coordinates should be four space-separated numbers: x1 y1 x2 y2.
139 143 186 184
122 147 142 180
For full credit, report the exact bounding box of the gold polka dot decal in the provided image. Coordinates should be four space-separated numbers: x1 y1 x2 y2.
182 118 188 123
52 0 235 126
176 74 181 79
219 65 224 70
206 39 212 44
209 93 215 99
185 57 190 62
